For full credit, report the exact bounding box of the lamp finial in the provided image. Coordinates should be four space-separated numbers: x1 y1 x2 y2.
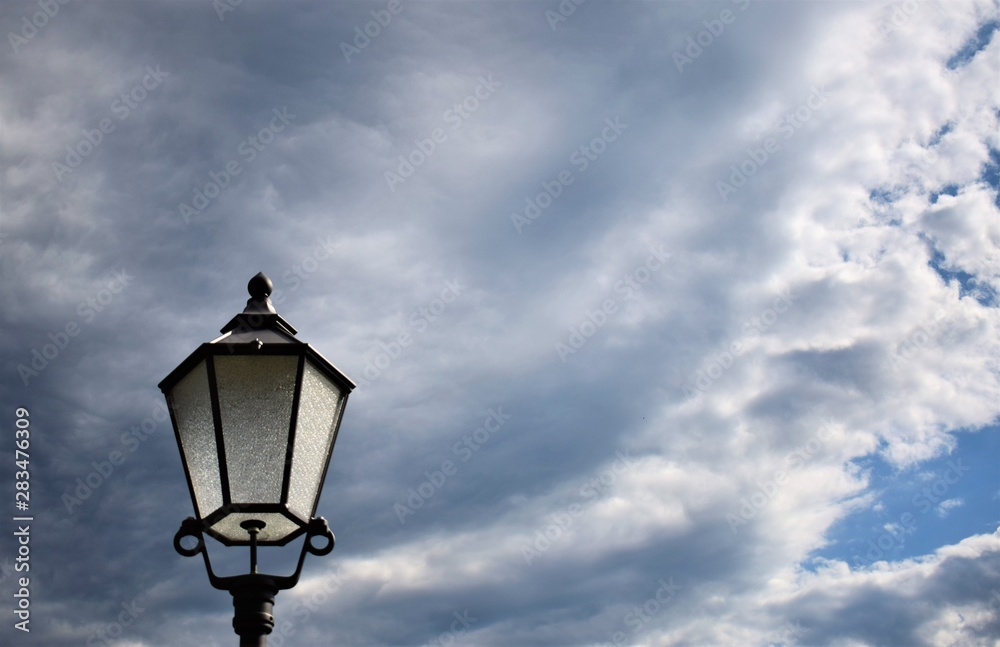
248 272 273 301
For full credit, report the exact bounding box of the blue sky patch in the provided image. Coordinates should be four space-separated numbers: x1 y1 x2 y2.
814 427 1000 570
982 147 1000 207
929 183 959 204
946 19 999 69
927 244 998 307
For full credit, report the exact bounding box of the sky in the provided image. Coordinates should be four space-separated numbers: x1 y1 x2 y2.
1 0 999 645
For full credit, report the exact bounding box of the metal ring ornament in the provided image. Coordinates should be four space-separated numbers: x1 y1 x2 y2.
174 517 206 558
305 518 335 556
172 515 336 591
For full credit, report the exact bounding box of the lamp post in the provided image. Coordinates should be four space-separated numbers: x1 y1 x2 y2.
159 272 355 646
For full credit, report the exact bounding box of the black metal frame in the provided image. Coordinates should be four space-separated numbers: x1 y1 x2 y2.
161 341 353 547
173 516 335 647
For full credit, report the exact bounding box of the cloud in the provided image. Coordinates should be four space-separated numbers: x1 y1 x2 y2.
937 497 966 518
1 0 999 645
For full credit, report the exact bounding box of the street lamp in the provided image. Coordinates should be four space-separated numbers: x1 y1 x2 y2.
159 272 355 646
